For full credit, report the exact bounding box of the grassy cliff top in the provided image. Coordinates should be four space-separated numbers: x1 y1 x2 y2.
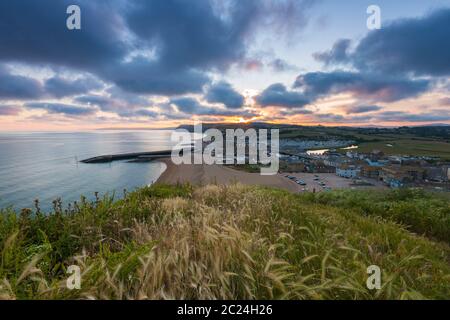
0 184 449 300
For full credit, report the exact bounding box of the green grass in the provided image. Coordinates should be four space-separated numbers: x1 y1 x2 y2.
276 125 450 159
298 188 450 243
356 139 450 159
0 184 449 300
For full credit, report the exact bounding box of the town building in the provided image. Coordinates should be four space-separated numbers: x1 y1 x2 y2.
323 155 346 168
307 160 335 173
336 164 360 178
360 165 381 179
380 165 425 187
365 159 388 167
424 166 449 182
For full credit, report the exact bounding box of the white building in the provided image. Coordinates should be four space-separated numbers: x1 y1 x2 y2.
336 165 360 178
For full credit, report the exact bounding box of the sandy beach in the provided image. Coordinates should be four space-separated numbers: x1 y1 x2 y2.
156 158 387 193
156 158 300 192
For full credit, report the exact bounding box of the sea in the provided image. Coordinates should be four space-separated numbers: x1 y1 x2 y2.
0 130 175 212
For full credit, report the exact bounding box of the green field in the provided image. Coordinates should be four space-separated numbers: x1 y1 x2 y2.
356 139 450 159
1 184 449 300
277 125 450 159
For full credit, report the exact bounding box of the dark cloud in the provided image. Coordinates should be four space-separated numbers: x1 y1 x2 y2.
0 0 125 70
268 58 299 72
44 76 104 98
0 66 43 99
74 94 147 118
107 86 151 107
258 0 317 37
278 108 313 116
75 91 151 111
133 109 159 118
170 97 207 114
314 113 345 123
304 8 450 110
313 39 351 66
320 9 450 77
75 94 111 109
103 59 210 95
75 93 158 119
25 102 97 116
374 110 450 122
125 0 255 71
113 108 159 119
294 71 430 102
0 105 22 116
0 65 103 101
110 0 316 94
345 105 382 114
0 0 317 98
125 0 315 69
170 97 256 118
205 81 244 109
255 83 309 108
312 110 450 124
0 0 212 96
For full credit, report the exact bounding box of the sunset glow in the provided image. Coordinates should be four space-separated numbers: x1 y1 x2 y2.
0 0 449 131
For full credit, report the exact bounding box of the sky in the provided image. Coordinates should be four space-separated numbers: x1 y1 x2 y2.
0 0 449 131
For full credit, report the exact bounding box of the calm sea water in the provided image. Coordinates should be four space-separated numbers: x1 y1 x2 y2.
0 130 174 212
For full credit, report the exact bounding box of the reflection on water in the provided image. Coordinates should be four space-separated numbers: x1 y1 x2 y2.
306 145 359 156
341 145 359 150
0 130 173 211
306 149 330 156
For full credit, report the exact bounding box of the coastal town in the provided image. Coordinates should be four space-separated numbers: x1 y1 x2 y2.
173 123 450 193
78 124 450 194
279 139 450 192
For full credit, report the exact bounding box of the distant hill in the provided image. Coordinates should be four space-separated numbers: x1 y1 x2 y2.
176 122 450 141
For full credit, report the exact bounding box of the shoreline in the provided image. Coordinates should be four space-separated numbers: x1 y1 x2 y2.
155 158 387 193
155 158 299 192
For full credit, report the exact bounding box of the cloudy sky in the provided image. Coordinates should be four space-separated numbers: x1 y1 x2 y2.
0 0 449 131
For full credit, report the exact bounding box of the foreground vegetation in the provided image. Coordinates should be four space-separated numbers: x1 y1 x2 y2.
0 184 449 300
299 188 450 243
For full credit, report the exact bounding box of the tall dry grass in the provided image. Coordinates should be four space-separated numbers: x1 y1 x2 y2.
0 183 449 300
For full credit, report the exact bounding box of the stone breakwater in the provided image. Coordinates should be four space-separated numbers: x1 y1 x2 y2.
80 150 173 163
